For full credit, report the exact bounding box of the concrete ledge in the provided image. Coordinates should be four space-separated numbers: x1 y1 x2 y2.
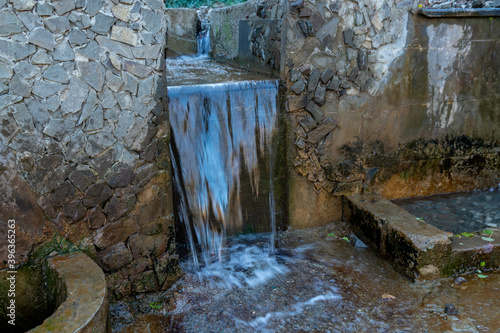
419 8 500 17
343 194 452 281
30 252 109 333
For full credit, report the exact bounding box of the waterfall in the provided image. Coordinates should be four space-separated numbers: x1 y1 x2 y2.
197 19 210 56
169 80 279 269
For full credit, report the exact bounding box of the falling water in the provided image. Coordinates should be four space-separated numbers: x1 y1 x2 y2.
197 19 210 56
168 80 279 270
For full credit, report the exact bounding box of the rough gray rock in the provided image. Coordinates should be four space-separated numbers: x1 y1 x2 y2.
86 105 104 131
61 77 89 115
132 44 161 59
308 69 321 92
11 0 35 11
106 162 135 188
53 0 76 15
96 36 133 58
142 9 161 35
32 80 64 98
110 26 138 46
86 126 116 156
28 27 55 50
36 2 53 16
52 40 75 61
306 118 337 144
91 13 117 34
18 12 42 30
0 62 13 81
43 117 77 140
32 49 52 65
9 75 31 97
299 116 318 132
78 89 98 125
76 40 103 61
86 0 105 16
84 182 113 207
68 28 87 46
43 64 70 83
0 9 22 37
78 61 105 91
69 165 98 192
306 101 324 122
290 80 306 95
123 72 139 94
45 16 71 34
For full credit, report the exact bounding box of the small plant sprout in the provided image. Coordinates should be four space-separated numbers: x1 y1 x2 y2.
149 302 162 309
482 229 495 242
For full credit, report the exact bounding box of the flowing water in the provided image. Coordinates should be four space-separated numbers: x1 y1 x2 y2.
393 185 500 234
168 80 279 269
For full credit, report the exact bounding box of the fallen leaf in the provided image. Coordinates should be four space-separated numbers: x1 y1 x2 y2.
382 293 396 299
461 232 475 238
482 237 495 242
484 229 493 235
477 274 488 279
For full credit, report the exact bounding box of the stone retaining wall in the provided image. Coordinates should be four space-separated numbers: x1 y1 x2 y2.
0 0 179 299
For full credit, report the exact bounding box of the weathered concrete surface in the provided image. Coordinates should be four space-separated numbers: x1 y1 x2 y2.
30 252 109 333
281 0 500 224
165 8 198 57
446 228 500 276
210 0 286 74
343 194 452 281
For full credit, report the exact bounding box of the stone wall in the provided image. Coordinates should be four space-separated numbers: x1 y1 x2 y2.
0 0 179 299
283 1 500 227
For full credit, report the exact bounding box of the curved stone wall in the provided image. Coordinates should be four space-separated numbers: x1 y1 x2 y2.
0 0 179 298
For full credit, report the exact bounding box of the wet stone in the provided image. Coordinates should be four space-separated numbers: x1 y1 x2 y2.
327 76 341 91
308 69 321 92
69 165 98 192
84 182 113 207
320 68 335 83
299 116 318 132
50 180 76 207
298 20 314 37
86 127 116 157
36 155 64 170
103 195 137 223
97 242 134 272
306 118 337 144
305 101 324 122
444 303 459 315
290 80 306 95
63 200 86 222
107 162 135 188
343 29 354 48
290 69 301 82
313 84 326 106
290 0 304 14
88 206 106 229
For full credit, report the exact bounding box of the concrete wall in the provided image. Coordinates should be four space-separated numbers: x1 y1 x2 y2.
284 1 500 228
0 0 179 299
165 8 198 57
210 0 287 74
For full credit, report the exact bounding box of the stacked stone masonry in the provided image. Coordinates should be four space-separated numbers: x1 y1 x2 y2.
0 0 179 299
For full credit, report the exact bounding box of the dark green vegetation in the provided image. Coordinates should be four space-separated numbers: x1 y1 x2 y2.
165 0 247 8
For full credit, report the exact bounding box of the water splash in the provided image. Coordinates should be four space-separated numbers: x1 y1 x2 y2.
169 80 279 269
